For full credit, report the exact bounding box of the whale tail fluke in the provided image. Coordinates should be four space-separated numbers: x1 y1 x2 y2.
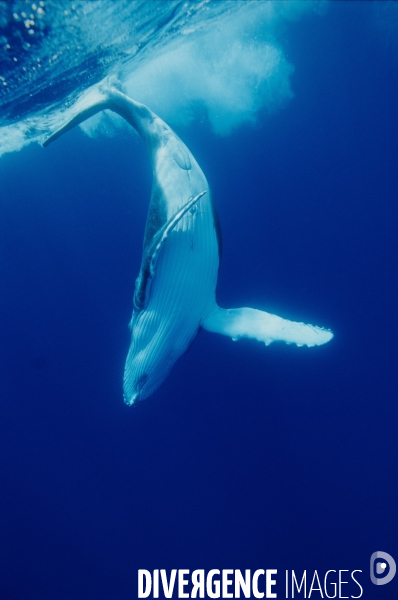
42 79 158 148
42 85 112 147
202 305 333 348
42 76 128 147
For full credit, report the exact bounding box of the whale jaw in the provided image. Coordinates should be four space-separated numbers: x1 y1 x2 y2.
123 303 202 406
124 392 139 407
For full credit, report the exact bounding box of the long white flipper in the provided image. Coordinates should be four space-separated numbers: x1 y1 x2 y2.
203 305 333 347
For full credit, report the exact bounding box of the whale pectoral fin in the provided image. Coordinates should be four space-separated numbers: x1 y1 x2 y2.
202 305 333 348
134 191 207 311
148 190 207 275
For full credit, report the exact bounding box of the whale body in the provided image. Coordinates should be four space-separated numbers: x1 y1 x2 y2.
43 84 333 404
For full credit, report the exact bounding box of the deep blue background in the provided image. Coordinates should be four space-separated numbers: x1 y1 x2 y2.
1 3 397 599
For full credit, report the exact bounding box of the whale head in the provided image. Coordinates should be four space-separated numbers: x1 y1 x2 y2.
123 306 199 405
123 309 168 404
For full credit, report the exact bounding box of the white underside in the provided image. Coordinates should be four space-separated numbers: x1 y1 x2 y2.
123 193 219 403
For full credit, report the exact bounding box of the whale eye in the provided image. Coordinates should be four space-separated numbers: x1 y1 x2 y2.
136 373 148 392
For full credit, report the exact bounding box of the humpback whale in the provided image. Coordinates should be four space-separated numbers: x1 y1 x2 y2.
43 84 333 404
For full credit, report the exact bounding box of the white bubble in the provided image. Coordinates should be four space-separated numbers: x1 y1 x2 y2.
121 3 298 136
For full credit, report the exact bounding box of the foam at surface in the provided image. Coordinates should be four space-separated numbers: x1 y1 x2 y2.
0 1 328 156
86 2 318 137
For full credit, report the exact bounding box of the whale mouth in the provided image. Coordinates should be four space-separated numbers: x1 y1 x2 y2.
124 392 139 407
123 372 149 406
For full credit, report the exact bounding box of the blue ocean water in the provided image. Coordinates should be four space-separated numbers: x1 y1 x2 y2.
1 2 397 599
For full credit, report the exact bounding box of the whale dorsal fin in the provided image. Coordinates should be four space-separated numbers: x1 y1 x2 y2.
133 190 207 312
